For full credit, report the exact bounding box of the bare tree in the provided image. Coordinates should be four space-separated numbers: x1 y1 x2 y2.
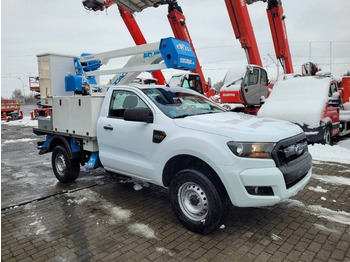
213 80 224 93
12 89 23 98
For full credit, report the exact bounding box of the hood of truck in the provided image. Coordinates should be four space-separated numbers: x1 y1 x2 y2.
174 112 303 142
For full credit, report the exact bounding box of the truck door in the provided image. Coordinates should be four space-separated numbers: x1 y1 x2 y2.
241 66 268 106
326 81 340 136
97 89 157 180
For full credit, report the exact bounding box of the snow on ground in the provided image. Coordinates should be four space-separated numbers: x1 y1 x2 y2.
67 189 132 224
156 247 175 257
309 141 350 164
23 202 53 241
312 174 350 186
283 199 350 226
2 138 37 144
2 116 38 127
308 186 328 193
66 189 157 238
271 233 282 241
127 223 157 239
119 178 150 191
307 205 350 225
312 223 341 234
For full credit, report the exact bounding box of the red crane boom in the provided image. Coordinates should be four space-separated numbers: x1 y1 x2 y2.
118 6 166 84
165 2 209 92
266 0 293 73
224 0 263 67
225 0 293 74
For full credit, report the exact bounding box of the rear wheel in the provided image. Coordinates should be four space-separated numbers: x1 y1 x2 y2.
52 145 80 183
170 168 229 234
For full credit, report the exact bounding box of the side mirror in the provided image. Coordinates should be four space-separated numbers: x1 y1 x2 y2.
123 108 154 123
328 92 341 107
207 77 212 89
246 65 254 74
331 91 340 99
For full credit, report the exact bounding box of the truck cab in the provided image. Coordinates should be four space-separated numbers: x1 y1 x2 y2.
219 65 269 112
168 73 203 93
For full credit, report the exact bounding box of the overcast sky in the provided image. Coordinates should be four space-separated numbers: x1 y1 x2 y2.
2 0 350 98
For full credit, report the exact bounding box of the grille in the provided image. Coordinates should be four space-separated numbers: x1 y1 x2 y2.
271 133 312 189
277 140 308 165
272 133 308 167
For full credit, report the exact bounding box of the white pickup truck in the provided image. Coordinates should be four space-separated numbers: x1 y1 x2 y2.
35 84 312 234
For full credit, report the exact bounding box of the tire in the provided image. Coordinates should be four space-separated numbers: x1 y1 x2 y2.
52 145 80 183
321 125 332 145
170 168 229 234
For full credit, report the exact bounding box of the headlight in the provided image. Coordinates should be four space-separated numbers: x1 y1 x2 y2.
227 142 276 159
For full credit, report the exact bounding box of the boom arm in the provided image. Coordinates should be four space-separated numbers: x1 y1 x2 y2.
82 0 166 84
224 0 263 67
165 1 209 93
118 6 166 84
225 0 293 74
83 0 209 92
266 0 293 73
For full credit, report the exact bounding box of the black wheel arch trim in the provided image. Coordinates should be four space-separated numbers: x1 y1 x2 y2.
49 135 82 159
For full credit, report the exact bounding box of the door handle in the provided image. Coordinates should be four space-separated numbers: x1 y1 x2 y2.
103 125 113 130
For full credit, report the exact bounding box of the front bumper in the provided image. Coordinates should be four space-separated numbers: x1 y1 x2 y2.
219 162 312 207
218 133 312 207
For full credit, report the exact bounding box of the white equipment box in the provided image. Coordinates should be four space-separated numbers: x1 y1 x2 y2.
52 96 104 137
37 54 75 106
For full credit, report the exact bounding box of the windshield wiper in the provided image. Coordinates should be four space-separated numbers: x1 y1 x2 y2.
196 111 219 116
173 112 219 118
173 114 191 119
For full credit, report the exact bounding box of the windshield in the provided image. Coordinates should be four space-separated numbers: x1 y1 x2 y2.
222 67 247 87
142 88 226 118
168 75 182 87
227 78 243 87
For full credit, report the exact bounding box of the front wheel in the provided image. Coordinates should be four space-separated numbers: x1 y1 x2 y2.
52 145 80 183
321 125 332 145
170 168 229 234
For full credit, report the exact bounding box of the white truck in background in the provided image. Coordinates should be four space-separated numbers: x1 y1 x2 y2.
34 38 312 234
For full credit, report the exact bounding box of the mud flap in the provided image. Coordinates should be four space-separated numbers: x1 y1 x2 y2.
86 152 100 169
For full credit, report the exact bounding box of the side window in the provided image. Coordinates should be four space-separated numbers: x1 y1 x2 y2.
260 69 268 86
244 69 259 86
109 90 148 118
182 78 190 89
329 83 337 97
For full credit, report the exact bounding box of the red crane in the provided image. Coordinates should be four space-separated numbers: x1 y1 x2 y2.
118 6 166 85
219 0 294 114
224 0 263 67
224 0 293 74
266 0 294 74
